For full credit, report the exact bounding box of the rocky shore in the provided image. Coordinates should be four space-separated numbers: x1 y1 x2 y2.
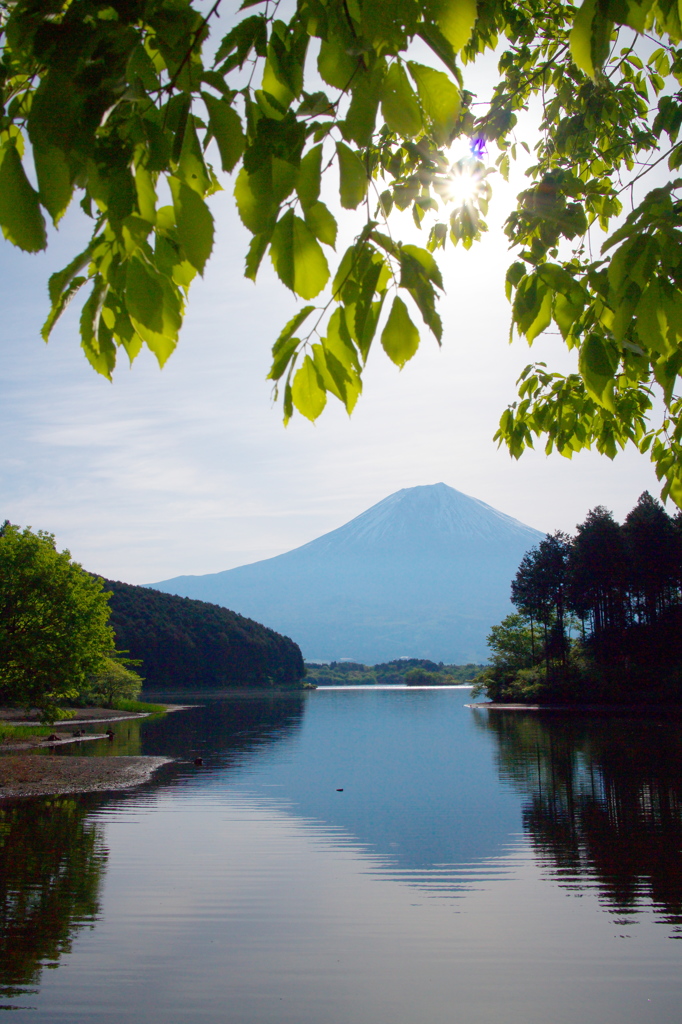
0 754 171 799
0 705 176 800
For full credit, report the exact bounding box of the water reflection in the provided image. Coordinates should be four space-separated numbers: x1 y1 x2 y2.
473 709 682 935
0 697 307 1010
57 695 307 763
0 796 107 1005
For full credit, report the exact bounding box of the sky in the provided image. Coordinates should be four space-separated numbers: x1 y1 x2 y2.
0 20 664 587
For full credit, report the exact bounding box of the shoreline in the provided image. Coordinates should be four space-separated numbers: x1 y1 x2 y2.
0 705 185 801
467 702 682 713
0 755 172 800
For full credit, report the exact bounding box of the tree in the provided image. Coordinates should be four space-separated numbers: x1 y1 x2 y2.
2 2 682 501
0 524 114 719
511 531 571 664
471 612 537 701
566 505 629 639
82 655 143 707
623 490 681 624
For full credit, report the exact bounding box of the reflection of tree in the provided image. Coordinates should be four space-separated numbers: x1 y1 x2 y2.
473 709 682 934
137 696 307 762
0 796 107 1005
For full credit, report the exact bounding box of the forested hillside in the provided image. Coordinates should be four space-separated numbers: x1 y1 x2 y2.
102 580 304 691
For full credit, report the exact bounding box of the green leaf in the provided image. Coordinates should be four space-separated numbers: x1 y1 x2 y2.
177 118 210 196
579 333 618 410
269 305 315 380
407 63 461 146
234 162 294 233
326 307 361 373
33 145 72 225
569 0 597 77
125 256 182 366
270 210 330 299
304 201 337 247
343 64 385 146
214 15 267 70
318 39 358 89
203 93 245 172
125 257 165 333
262 58 294 111
416 22 459 77
244 231 272 281
336 142 368 209
401 245 444 289
80 279 116 378
398 249 443 341
0 143 47 252
569 0 612 79
134 165 157 224
169 177 214 275
42 274 87 341
381 295 420 367
297 144 323 209
381 63 423 138
291 354 327 420
435 0 478 52
268 334 300 382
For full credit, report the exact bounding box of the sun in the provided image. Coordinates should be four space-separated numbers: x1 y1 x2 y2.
441 156 485 208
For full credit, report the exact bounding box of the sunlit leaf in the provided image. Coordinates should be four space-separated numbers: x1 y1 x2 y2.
381 295 420 367
270 210 330 298
169 177 214 274
407 62 461 145
381 63 423 138
436 0 478 52
579 333 618 410
203 93 245 172
291 354 326 420
336 142 367 209
304 201 337 247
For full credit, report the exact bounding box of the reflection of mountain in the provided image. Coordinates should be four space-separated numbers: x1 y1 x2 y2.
75 694 521 876
0 796 107 1008
473 709 682 934
145 693 523 875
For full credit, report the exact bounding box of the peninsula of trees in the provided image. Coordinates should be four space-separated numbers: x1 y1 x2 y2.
103 579 305 692
303 660 482 686
474 492 682 704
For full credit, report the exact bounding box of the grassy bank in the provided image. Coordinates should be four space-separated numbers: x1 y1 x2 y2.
112 699 167 714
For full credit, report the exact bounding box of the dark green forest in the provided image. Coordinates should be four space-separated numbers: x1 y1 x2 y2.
304 660 482 686
103 580 304 691
476 492 682 704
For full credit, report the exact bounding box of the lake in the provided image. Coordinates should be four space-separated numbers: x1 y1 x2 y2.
1 687 681 1023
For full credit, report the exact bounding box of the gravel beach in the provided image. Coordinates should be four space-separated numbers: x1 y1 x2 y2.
0 754 171 799
0 705 176 799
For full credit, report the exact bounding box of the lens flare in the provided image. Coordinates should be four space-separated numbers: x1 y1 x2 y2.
437 153 488 209
444 164 482 207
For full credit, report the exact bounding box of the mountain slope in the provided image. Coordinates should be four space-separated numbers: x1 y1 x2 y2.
150 484 544 663
103 579 304 690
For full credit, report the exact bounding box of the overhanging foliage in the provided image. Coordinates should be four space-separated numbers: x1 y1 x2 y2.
2 1 682 500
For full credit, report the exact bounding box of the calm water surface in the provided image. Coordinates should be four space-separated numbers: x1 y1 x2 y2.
1 687 681 1023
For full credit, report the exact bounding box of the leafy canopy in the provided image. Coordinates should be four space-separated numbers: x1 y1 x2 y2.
3 1 682 502
0 522 115 719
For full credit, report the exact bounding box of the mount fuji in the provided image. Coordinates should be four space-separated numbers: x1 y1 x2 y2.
149 484 544 663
